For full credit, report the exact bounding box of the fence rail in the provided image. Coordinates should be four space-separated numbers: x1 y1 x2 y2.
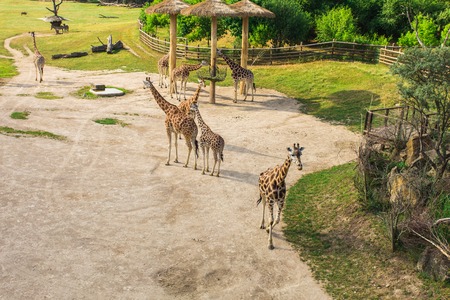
139 29 403 65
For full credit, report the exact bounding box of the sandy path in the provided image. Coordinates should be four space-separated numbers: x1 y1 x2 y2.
0 34 360 299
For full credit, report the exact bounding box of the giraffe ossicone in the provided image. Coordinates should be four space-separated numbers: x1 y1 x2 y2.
257 143 304 249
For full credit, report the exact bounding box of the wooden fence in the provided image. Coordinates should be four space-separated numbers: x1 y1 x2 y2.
139 29 403 66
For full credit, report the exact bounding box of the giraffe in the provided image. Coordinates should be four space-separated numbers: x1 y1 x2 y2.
157 53 169 88
170 79 204 140
257 144 304 250
29 32 45 83
178 79 204 119
190 103 225 177
143 77 198 169
170 60 208 101
217 48 255 103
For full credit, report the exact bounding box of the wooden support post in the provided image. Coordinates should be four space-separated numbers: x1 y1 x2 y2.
239 16 249 95
209 16 217 104
169 14 177 95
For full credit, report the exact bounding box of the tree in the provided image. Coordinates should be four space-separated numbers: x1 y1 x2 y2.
246 0 312 47
390 47 450 180
316 6 358 42
46 0 63 17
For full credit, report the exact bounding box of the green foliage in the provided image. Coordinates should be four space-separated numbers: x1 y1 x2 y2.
94 118 128 127
248 0 312 47
10 111 30 120
35 92 62 100
139 1 169 36
316 6 358 42
0 126 66 140
398 14 440 47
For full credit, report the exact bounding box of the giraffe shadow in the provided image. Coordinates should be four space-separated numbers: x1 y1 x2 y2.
219 169 258 185
226 144 279 160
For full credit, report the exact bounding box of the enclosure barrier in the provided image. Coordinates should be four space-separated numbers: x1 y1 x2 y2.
139 29 403 66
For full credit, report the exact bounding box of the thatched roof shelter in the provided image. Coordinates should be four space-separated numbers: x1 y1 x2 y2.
229 0 274 93
181 0 240 104
145 0 190 93
229 0 275 18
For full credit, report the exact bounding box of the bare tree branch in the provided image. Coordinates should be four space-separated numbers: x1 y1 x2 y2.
406 6 425 48
441 27 450 48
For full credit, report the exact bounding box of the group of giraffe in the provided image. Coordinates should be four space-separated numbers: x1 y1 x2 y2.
28 32 304 249
153 52 304 249
144 74 225 177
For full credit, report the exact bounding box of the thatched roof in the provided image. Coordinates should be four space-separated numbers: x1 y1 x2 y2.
229 0 275 18
145 0 190 15
40 15 69 23
181 0 240 18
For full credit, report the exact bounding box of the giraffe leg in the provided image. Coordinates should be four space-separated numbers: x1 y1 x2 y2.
201 145 206 175
206 147 211 172
267 201 275 250
243 81 248 101
183 135 193 168
215 151 221 177
40 66 43 83
183 80 187 100
165 127 172 166
259 194 266 229
233 80 238 103
174 131 179 163
273 199 284 228
34 63 38 81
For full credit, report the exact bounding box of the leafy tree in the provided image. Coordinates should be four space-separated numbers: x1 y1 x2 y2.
399 13 440 46
139 1 169 36
390 47 450 180
316 6 358 42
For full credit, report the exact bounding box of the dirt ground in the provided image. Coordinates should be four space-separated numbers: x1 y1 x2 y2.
0 34 360 299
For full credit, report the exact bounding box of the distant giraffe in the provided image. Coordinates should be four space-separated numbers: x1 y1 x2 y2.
143 77 198 169
170 60 208 101
157 53 169 88
190 103 225 177
217 49 255 103
29 32 45 83
257 144 304 249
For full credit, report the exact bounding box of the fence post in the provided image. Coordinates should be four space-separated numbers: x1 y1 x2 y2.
332 39 335 59
197 44 200 60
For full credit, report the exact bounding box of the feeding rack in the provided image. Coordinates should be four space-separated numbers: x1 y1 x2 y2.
197 65 227 83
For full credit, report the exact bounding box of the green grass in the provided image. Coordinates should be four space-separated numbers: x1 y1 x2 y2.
94 118 128 127
0 126 66 140
35 91 62 100
283 163 450 299
10 111 30 119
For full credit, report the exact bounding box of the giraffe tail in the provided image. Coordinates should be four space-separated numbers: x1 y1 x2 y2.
253 83 256 92
220 153 223 162
256 195 262 207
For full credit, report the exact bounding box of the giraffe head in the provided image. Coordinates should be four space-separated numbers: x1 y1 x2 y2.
200 60 209 67
287 143 304 170
143 77 154 89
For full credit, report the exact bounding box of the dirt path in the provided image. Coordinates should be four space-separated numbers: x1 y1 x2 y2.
0 34 360 299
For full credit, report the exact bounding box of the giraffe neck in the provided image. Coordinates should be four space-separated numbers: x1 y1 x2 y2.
219 53 240 70
276 157 291 183
186 63 203 72
148 83 174 114
194 108 209 132
191 84 202 103
31 34 39 54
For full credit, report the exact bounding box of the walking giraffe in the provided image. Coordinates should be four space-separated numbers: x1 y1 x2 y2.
257 144 304 249
217 49 255 103
29 32 45 83
157 53 169 88
189 103 225 177
170 60 208 101
143 77 198 169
